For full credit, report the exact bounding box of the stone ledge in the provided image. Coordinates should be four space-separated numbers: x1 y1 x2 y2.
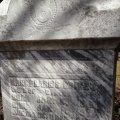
0 38 119 51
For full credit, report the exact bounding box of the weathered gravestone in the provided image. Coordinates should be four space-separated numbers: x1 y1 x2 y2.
0 0 120 120
1 50 115 120
0 0 120 40
0 40 120 120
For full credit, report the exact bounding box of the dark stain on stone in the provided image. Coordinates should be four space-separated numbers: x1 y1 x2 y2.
0 0 3 3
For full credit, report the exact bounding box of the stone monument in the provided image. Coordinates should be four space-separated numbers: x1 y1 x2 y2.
0 0 120 120
1 40 120 120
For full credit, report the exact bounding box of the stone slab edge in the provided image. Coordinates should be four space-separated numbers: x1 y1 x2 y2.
0 38 119 51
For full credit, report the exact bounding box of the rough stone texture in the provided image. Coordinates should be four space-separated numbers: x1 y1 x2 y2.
0 0 120 40
1 50 115 120
0 1 118 120
0 0 11 16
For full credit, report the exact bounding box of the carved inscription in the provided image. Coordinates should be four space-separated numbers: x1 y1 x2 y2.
24 0 57 30
10 77 96 119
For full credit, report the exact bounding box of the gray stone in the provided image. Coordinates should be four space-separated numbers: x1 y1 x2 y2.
1 50 114 120
0 0 119 120
0 0 120 40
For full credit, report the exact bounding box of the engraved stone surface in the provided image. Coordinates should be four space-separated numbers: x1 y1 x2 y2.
0 0 120 40
1 50 114 120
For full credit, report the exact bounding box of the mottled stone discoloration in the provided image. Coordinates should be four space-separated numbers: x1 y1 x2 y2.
1 50 115 120
0 0 120 40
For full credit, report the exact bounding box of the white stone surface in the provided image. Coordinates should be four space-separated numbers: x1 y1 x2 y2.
0 0 11 16
1 50 114 120
0 0 120 40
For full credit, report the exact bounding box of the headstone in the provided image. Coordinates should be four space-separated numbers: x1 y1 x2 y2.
1 50 114 120
0 0 119 120
0 0 120 40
